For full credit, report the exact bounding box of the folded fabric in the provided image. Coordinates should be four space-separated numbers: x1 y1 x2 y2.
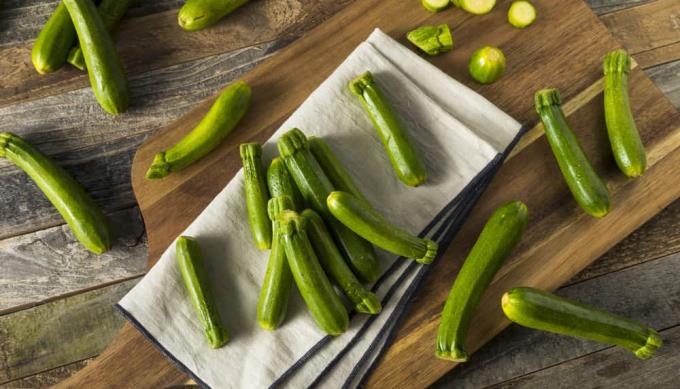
117 29 524 389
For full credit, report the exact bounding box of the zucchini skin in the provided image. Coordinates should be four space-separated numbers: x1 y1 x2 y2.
535 88 611 218
176 236 229 348
266 157 304 210
327 191 437 264
502 287 662 360
63 0 130 115
468 46 506 85
349 71 428 187
277 210 349 335
32 2 78 74
257 196 295 330
178 0 250 32
436 201 528 362
146 81 251 179
603 49 647 177
406 24 454 56
0 132 111 254
301 209 381 314
278 129 380 283
240 143 272 250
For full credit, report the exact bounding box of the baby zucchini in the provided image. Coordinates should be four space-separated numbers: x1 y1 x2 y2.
0 132 111 254
406 24 453 56
327 191 438 264
278 129 380 283
301 209 381 314
178 0 250 31
267 157 304 210
502 287 662 360
535 88 611 217
176 236 229 348
349 71 428 187
32 2 78 74
63 0 130 115
146 81 252 179
453 0 496 15
277 210 349 335
240 142 272 250
436 201 528 362
257 195 295 330
603 49 647 177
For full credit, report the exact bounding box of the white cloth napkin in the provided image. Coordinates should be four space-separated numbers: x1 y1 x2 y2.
117 29 523 389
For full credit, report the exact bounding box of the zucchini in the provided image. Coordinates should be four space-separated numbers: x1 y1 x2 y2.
63 0 129 115
508 1 537 28
240 142 272 250
535 89 611 217
178 0 250 32
176 236 229 348
453 0 496 15
277 129 380 283
146 81 252 179
32 2 78 74
308 136 370 206
0 132 111 255
257 195 295 330
502 287 662 360
468 46 506 85
277 210 349 335
406 24 453 56
436 201 528 362
327 191 438 264
267 157 304 210
421 0 450 13
603 49 647 177
301 209 381 314
67 0 135 71
349 71 428 187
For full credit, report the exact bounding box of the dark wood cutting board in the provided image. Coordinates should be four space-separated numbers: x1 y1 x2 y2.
57 0 680 387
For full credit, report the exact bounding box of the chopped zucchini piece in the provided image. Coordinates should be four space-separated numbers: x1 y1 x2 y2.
407 24 454 56
508 1 536 28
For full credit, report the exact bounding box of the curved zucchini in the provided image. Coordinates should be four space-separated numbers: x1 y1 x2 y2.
277 210 349 335
240 142 272 250
301 209 381 314
63 0 130 115
67 0 136 71
349 71 428 187
277 129 380 283
266 157 304 210
327 191 437 264
436 201 528 362
146 81 252 179
178 0 250 31
32 2 78 74
535 88 611 217
0 132 111 254
257 195 295 330
502 287 662 359
603 49 646 177
176 236 229 348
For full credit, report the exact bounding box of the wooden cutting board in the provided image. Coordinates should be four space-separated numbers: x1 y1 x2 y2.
58 0 680 388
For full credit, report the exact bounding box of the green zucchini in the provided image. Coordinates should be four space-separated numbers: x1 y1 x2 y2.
349 71 428 187
406 24 453 56
508 0 537 28
535 88 611 217
67 0 135 71
277 210 349 335
468 46 506 85
146 81 252 179
257 195 295 330
32 2 78 74
453 0 496 15
63 0 129 115
178 0 250 32
327 191 438 264
240 142 272 250
176 236 229 348
436 201 528 362
277 129 380 283
421 0 450 13
502 287 662 360
0 132 111 254
301 209 381 314
603 49 647 177
267 157 304 210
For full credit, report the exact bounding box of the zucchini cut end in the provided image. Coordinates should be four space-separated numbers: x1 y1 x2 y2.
239 142 262 160
634 330 662 360
348 71 374 96
277 128 309 158
417 239 438 264
534 88 561 113
508 1 536 28
435 345 469 362
146 152 171 180
603 49 631 75
458 0 496 15
421 0 450 13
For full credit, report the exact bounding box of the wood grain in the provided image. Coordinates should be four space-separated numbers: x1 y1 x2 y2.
0 359 92 389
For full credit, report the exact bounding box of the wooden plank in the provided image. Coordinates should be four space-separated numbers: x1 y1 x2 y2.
0 279 139 384
432 251 680 388
0 359 92 389
589 0 653 15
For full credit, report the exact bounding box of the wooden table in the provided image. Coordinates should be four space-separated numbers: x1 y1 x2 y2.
0 0 678 387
